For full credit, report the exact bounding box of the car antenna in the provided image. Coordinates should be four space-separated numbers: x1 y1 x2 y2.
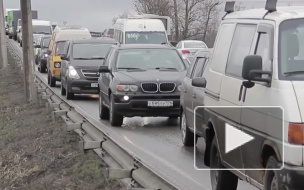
263 0 278 19
222 1 235 20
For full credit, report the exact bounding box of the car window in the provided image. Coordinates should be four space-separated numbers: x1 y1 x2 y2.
186 58 196 78
116 49 185 70
190 57 207 79
184 42 207 48
55 41 66 56
256 32 272 72
226 24 257 78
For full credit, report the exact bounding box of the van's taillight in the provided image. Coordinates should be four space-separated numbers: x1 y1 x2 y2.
182 50 190 54
288 123 304 145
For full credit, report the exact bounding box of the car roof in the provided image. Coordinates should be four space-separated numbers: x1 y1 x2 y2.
71 38 117 44
117 44 175 50
225 6 304 22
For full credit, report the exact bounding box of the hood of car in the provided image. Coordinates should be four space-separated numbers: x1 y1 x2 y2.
71 59 105 68
114 69 186 84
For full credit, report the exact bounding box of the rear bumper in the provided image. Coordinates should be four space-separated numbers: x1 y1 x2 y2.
67 80 99 94
112 93 180 117
278 163 304 190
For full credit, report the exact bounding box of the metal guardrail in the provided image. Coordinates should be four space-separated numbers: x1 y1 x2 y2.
7 39 177 190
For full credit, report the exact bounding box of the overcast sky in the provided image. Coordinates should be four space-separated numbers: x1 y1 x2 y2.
4 0 134 31
4 0 304 31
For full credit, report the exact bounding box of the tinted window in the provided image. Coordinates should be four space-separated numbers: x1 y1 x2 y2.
226 24 256 78
184 42 207 48
73 43 113 59
125 32 167 44
116 49 185 70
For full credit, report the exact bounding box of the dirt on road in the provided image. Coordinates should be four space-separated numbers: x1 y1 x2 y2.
0 52 122 190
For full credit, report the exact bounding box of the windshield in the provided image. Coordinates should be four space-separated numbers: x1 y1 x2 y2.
125 32 167 44
33 25 52 34
42 38 51 48
116 49 185 71
73 43 112 59
279 19 304 80
184 42 207 48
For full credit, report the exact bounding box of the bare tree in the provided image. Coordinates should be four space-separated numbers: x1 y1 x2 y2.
134 0 172 16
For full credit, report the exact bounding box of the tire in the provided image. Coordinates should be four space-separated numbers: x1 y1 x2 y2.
49 72 56 87
60 80 66 96
210 137 238 190
9 35 12 39
66 83 74 100
99 91 109 119
109 94 123 126
264 156 280 190
181 111 197 146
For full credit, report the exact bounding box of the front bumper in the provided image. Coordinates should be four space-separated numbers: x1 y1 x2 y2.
67 79 99 94
112 93 180 117
40 59 47 67
278 163 304 190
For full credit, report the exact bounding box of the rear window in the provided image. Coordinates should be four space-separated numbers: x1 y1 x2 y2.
184 42 207 48
116 49 185 71
73 43 113 59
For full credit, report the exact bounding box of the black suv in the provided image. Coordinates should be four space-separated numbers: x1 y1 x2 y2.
98 44 189 126
35 35 51 73
60 38 117 99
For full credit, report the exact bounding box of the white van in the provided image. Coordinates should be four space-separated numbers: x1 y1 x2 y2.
19 19 53 47
47 25 92 87
16 19 22 43
113 19 168 44
194 1 304 190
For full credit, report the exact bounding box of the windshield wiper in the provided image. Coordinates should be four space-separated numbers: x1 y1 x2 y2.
117 67 146 71
155 67 179 71
284 71 304 76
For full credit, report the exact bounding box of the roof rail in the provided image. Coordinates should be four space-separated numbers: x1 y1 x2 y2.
222 1 235 20
263 0 278 19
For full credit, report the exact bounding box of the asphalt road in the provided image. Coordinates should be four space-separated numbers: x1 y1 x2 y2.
9 39 258 190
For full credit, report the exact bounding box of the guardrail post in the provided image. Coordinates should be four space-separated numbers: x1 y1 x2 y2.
79 140 103 153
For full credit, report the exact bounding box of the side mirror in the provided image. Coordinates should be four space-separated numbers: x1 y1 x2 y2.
192 77 207 88
99 65 110 73
242 55 272 88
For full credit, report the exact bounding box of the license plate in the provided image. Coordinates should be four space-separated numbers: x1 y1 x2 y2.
91 83 98 88
147 101 173 107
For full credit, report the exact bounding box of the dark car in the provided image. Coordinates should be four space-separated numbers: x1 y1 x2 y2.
60 38 118 99
98 44 189 126
103 28 114 38
180 50 211 147
35 35 51 73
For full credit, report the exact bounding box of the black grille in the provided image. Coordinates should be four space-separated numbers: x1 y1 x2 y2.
81 69 99 79
159 83 176 92
141 83 158 93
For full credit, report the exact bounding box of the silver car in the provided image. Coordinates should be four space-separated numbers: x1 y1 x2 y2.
176 40 208 62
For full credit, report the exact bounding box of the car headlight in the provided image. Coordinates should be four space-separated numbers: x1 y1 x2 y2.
43 54 48 58
177 85 182 92
68 66 80 79
117 85 138 92
54 62 61 68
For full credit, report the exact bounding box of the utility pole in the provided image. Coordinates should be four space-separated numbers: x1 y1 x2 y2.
20 0 37 102
0 0 8 68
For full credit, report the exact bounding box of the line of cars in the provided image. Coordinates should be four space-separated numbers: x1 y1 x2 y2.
10 1 304 189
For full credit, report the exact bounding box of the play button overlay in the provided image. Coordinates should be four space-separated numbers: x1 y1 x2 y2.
225 123 254 154
193 106 284 171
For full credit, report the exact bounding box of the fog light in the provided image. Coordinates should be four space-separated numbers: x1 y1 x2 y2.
123 96 129 101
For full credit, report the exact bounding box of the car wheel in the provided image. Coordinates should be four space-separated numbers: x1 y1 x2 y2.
181 111 197 146
99 91 109 120
60 80 66 96
210 137 238 190
49 73 56 87
264 156 279 190
109 94 123 126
